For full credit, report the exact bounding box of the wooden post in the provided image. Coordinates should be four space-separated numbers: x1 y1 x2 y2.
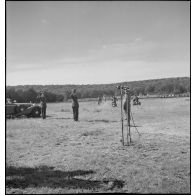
120 87 124 145
128 93 131 143
126 90 131 145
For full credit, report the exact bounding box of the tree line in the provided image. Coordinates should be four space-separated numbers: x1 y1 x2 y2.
6 88 64 103
6 77 190 103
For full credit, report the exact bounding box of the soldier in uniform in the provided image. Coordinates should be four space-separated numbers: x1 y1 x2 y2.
70 89 79 121
133 95 140 105
98 96 102 105
112 96 118 107
103 95 107 102
37 91 47 119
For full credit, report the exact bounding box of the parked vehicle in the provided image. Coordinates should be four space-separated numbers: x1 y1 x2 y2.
6 102 41 118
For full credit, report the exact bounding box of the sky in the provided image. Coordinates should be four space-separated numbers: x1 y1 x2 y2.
6 1 190 85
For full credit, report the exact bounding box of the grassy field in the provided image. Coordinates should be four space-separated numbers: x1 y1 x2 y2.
6 97 190 194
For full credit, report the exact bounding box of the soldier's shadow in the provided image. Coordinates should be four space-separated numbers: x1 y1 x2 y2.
45 115 72 120
51 117 72 120
6 165 124 190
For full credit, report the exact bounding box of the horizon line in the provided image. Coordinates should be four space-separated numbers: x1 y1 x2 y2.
6 76 190 87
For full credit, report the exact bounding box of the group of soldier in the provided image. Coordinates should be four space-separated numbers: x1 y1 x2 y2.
37 89 79 121
98 95 118 107
37 89 140 121
99 94 140 107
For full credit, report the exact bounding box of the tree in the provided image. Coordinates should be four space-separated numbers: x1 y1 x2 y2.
6 88 24 103
145 85 155 94
23 88 38 102
64 91 71 101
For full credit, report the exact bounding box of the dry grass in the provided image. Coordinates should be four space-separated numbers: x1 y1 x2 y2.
60 108 71 112
6 98 190 194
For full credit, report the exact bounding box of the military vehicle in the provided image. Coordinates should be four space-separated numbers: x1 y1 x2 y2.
6 102 41 118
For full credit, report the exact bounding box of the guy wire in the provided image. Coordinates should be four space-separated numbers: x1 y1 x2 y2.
130 110 141 137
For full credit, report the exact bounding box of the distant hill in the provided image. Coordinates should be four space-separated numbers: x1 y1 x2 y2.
6 77 190 101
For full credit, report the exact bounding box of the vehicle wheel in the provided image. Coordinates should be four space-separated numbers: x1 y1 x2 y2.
31 108 41 117
17 105 26 113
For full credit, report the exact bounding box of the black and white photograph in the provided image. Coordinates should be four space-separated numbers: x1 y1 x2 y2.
5 1 190 194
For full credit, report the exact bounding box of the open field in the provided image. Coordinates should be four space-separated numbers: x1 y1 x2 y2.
6 98 190 194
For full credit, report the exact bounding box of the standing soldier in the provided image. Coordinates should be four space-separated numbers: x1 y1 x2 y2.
103 95 106 102
112 96 118 107
133 95 140 105
98 96 102 105
70 89 79 121
37 91 47 119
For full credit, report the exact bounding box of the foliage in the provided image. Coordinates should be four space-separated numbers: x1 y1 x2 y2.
6 88 64 103
6 77 190 102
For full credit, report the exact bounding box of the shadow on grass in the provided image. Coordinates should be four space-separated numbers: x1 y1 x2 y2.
7 115 53 119
6 166 124 190
50 117 72 120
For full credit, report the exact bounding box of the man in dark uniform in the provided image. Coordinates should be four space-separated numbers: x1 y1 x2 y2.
37 92 47 119
133 95 139 105
70 89 79 121
112 96 118 107
103 95 106 102
98 96 102 105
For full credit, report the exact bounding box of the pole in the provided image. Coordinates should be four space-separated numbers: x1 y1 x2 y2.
120 87 124 145
128 93 131 143
126 91 131 145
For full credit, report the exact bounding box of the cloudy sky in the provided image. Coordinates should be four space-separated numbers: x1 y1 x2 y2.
6 1 190 85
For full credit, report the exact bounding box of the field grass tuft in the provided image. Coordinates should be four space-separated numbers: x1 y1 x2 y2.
81 130 103 137
60 108 71 112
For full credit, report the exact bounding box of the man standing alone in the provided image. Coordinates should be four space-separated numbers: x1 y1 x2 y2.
70 89 79 121
37 91 47 119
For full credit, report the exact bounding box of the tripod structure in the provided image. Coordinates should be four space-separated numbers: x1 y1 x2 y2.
117 85 140 146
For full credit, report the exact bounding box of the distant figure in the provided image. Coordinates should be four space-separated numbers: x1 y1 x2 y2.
103 95 106 102
98 96 102 105
112 96 118 107
70 89 79 121
133 95 139 104
133 95 141 105
37 92 47 119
